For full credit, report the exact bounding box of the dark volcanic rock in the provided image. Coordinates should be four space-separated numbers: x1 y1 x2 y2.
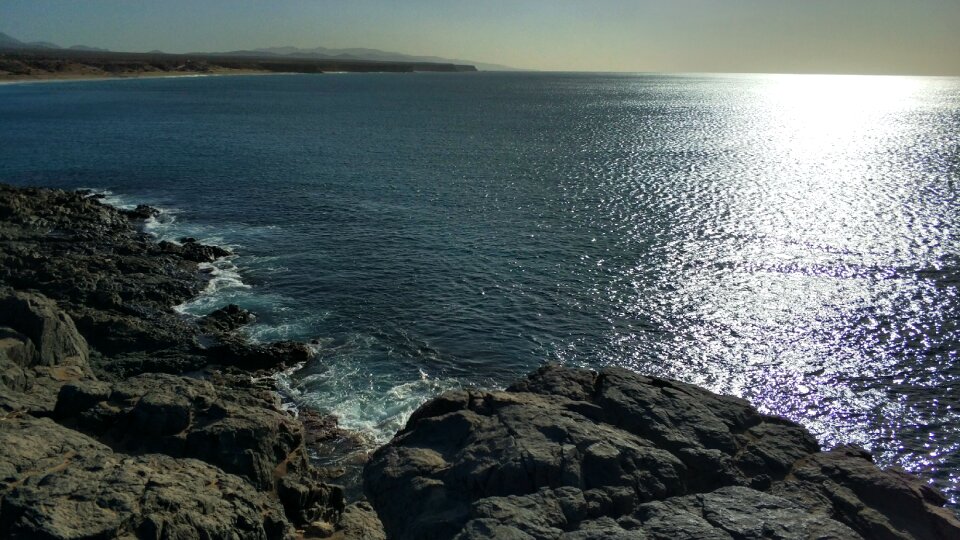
0 184 274 377
332 502 387 540
0 288 90 369
159 239 233 263
0 184 207 366
364 365 960 540
181 240 232 262
0 415 290 539
200 303 256 334
0 184 351 538
208 339 313 371
55 372 311 490
121 203 161 219
0 289 95 414
53 371 350 530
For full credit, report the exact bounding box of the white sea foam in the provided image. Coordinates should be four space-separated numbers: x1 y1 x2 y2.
273 336 485 445
80 187 256 317
81 187 470 448
173 257 253 316
82 188 135 210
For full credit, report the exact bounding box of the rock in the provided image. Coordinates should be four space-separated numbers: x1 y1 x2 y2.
76 189 105 200
278 471 345 526
55 372 306 490
365 365 960 540
208 340 313 371
0 185 351 537
0 185 290 379
0 327 35 390
305 520 337 538
159 239 232 263
0 184 208 366
121 203 160 219
772 445 960 540
0 289 96 414
0 288 89 370
200 303 256 334
0 415 290 539
92 348 209 379
180 240 231 262
301 408 348 446
632 486 862 539
332 501 387 540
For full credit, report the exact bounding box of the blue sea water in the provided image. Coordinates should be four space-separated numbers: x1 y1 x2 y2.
0 72 958 503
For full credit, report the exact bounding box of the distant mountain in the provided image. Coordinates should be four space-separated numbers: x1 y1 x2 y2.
0 31 109 52
217 45 519 71
0 31 28 48
0 32 57 49
0 31 518 71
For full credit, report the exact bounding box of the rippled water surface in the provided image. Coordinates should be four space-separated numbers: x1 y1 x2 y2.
1 72 958 503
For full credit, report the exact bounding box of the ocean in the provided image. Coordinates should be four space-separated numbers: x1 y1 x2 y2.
0 72 957 504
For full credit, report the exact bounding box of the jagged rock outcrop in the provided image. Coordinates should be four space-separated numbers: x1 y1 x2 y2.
0 185 209 366
0 184 356 539
365 365 960 540
0 184 317 377
53 371 351 531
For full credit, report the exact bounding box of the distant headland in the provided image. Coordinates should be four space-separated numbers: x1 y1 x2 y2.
0 31 480 82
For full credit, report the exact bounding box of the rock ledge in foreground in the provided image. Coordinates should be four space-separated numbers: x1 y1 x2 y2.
364 364 960 540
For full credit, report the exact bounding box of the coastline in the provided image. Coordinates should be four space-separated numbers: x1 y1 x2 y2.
0 184 373 538
0 183 957 539
0 68 296 85
0 49 476 84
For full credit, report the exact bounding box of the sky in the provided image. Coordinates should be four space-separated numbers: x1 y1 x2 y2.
2 0 960 75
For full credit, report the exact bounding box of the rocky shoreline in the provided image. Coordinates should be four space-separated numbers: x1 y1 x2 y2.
1 183 958 539
0 184 370 538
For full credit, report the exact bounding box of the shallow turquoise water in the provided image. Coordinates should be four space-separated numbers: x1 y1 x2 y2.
1 72 958 502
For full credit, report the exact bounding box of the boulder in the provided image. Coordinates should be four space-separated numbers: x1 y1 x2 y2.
0 327 35 391
180 240 231 262
772 446 960 540
121 203 160 219
199 303 256 334
0 289 96 414
331 502 387 540
158 239 232 263
0 288 89 370
208 340 313 371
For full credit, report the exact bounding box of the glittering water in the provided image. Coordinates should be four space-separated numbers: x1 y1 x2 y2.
0 72 958 503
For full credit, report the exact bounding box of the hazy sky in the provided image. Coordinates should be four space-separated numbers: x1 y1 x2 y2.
3 0 959 75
